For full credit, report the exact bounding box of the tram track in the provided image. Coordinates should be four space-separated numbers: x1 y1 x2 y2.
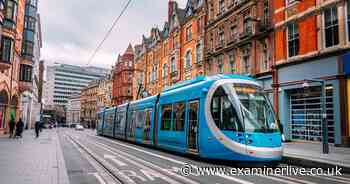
64 130 350 184
66 134 130 184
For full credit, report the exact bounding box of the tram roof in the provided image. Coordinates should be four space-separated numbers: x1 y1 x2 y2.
162 74 254 93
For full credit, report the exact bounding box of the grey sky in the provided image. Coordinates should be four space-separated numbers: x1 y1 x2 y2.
38 0 186 68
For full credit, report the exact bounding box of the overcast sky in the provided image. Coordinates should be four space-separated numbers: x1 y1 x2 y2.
38 0 187 69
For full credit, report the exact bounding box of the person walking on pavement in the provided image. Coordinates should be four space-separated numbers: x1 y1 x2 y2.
35 120 41 138
9 115 15 138
15 118 24 138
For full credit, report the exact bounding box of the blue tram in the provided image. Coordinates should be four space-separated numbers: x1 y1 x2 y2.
97 75 283 162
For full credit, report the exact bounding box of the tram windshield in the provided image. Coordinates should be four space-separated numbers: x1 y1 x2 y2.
234 84 279 133
209 82 279 133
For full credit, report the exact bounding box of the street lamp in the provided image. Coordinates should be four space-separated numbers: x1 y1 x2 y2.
302 79 329 154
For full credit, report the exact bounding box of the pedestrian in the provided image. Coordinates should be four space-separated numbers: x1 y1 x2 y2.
15 118 24 138
9 115 15 138
35 120 41 138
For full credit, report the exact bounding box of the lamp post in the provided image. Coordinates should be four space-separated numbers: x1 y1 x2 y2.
302 79 329 154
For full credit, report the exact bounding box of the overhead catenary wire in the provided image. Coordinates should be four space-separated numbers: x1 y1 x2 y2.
86 0 132 66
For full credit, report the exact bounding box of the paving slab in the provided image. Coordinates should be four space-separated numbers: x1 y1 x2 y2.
283 142 350 173
0 129 70 184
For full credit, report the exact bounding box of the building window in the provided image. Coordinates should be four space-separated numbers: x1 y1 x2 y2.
218 54 224 74
219 0 225 14
162 64 167 78
261 42 269 72
19 64 33 82
28 0 38 7
243 11 252 34
263 0 269 26
22 41 34 56
241 47 251 74
170 57 176 73
218 27 225 47
230 25 237 40
197 16 203 33
24 16 36 31
196 43 202 63
229 51 235 73
324 6 339 48
186 26 192 41
287 22 299 57
185 50 192 69
0 37 14 63
4 0 18 28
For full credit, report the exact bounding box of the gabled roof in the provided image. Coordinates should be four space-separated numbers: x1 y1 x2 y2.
124 43 134 56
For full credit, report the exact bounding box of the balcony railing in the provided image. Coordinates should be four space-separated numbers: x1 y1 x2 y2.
239 28 253 39
215 41 225 50
227 33 239 45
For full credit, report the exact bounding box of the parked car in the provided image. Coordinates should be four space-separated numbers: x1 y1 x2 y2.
75 124 84 131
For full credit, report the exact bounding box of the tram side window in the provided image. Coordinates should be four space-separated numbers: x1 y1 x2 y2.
173 102 185 131
136 110 145 128
106 112 114 128
211 86 243 131
161 105 172 131
115 113 121 130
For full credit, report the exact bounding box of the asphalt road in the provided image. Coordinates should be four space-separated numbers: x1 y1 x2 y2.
59 129 350 184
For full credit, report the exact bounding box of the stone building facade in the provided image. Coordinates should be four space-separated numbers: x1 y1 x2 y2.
80 81 98 128
0 0 40 134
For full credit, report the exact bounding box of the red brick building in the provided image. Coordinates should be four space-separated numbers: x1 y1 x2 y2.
112 44 135 105
272 0 350 145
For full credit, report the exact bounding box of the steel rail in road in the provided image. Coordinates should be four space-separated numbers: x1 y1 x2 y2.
66 134 129 184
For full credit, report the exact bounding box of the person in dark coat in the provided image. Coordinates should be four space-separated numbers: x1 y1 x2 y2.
35 120 41 138
9 115 15 138
15 118 24 138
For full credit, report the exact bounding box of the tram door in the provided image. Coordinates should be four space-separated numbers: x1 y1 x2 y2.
187 100 199 152
143 109 152 142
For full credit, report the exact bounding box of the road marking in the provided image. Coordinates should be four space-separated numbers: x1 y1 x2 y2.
67 137 118 184
274 175 318 184
90 141 184 184
90 134 190 166
86 133 257 184
120 170 147 182
311 175 350 184
333 175 350 182
258 175 300 184
218 175 254 184
104 154 128 167
68 135 136 184
91 173 107 184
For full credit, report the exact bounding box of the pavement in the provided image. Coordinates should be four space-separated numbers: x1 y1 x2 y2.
283 141 350 172
0 129 70 184
2 128 350 184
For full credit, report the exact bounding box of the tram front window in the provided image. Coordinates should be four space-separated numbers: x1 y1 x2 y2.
211 86 243 131
234 84 278 133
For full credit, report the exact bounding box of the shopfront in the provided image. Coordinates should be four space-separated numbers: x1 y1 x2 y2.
277 56 342 145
